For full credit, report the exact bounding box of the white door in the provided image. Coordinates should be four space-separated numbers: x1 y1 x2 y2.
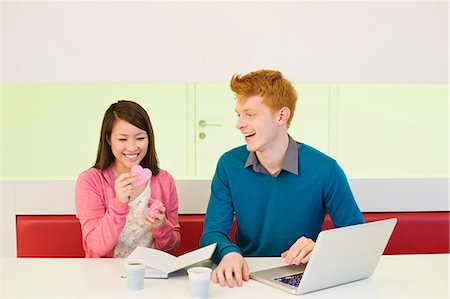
195 84 243 177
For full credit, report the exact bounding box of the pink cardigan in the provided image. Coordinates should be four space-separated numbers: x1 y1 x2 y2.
75 166 181 258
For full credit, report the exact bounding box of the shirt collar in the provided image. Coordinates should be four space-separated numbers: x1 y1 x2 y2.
244 135 299 177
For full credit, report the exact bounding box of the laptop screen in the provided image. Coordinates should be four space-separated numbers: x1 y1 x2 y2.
250 219 397 295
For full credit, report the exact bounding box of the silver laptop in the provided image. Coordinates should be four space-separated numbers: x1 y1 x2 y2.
250 218 397 295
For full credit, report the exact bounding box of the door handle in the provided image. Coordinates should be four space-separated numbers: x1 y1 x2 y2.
198 120 222 128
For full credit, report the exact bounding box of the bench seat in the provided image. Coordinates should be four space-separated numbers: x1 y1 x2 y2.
16 212 449 257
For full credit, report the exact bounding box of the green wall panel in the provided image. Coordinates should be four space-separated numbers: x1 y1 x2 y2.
290 84 330 155
1 84 189 179
1 83 447 180
337 84 448 178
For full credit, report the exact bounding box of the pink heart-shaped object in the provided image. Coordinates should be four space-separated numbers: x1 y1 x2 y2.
131 165 152 187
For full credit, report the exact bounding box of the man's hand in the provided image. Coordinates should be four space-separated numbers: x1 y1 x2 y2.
281 236 315 265
212 252 249 288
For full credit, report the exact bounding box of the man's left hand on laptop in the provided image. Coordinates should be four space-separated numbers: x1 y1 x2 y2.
281 236 315 265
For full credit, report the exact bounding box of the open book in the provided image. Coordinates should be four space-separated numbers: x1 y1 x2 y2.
122 243 217 279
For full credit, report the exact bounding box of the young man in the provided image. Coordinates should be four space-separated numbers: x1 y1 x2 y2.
200 70 364 288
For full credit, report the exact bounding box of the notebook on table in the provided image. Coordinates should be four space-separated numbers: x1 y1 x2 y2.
122 243 217 278
250 218 397 295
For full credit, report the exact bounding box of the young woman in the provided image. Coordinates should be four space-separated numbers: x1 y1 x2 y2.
75 100 181 258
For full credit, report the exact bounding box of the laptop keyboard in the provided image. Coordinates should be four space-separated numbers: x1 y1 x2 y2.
274 272 304 288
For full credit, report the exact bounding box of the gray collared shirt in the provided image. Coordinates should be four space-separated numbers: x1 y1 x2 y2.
244 135 300 177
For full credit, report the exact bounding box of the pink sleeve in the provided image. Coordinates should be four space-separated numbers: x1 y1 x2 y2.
152 173 181 255
75 170 129 257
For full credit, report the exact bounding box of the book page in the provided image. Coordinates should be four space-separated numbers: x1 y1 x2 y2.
125 246 177 273
125 243 217 274
167 243 217 273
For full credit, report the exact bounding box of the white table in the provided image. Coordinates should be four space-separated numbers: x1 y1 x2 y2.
1 254 448 298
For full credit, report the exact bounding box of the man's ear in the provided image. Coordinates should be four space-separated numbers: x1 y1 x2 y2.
278 107 291 126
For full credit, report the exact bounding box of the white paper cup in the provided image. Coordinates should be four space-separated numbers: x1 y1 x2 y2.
187 266 212 299
124 259 145 290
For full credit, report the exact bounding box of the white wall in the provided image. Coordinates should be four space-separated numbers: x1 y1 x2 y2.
2 1 448 83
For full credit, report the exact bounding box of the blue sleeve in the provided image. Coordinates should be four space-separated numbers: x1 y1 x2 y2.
200 156 241 262
324 161 365 227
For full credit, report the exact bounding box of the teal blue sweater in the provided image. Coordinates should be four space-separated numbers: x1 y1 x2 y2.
200 143 364 262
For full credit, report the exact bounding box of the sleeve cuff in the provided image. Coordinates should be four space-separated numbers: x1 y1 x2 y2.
108 197 129 216
217 244 242 262
152 219 175 237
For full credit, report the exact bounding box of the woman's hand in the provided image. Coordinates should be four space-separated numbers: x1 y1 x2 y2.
114 172 137 203
145 199 166 229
